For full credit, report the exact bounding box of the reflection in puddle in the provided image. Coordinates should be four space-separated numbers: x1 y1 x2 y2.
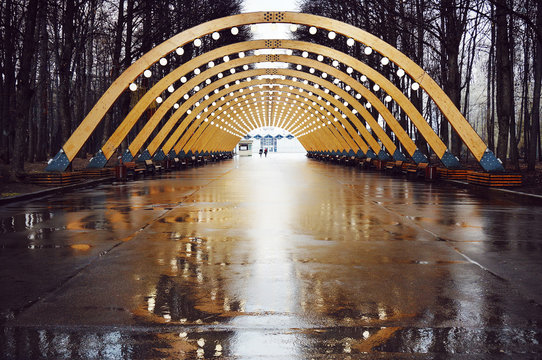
3 155 542 358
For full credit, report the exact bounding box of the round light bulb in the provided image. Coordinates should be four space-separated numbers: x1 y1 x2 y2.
159 58 167 66
309 26 317 35
180 76 187 83
373 84 380 91
384 95 392 103
364 46 373 55
296 65 302 70
143 70 151 78
346 67 353 74
129 83 137 91
346 38 355 47
176 47 184 55
411 82 420 91
223 55 230 62
302 51 308 58
208 61 215 68
290 24 298 32
381 57 390 65
309 68 315 73
332 60 339 67
174 103 179 109
243 65 249 70
167 85 174 93
360 75 367 82
397 68 405 77
231 27 239 35
194 38 202 47
156 96 163 104
238 52 245 58
365 102 371 109
212 32 220 40
328 31 336 40
317 55 324 62
194 68 200 75
321 72 327 78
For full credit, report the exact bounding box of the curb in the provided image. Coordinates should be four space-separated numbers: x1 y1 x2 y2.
445 180 542 204
0 177 115 206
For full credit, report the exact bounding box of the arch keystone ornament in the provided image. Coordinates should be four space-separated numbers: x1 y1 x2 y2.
46 11 504 173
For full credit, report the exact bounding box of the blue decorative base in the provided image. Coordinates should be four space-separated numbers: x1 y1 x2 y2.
348 149 356 156
392 149 407 161
178 150 186 158
440 150 461 169
137 149 152 162
341 150 348 156
168 149 177 158
121 149 134 163
479 149 505 172
412 149 428 164
45 149 70 172
154 149 166 161
87 150 108 168
356 149 365 158
366 149 377 159
378 150 392 161
186 150 193 157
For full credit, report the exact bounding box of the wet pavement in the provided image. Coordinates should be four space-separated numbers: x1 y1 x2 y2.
1 153 542 359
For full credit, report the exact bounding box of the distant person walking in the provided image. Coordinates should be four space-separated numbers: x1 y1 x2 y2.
264 148 268 157
259 148 263 157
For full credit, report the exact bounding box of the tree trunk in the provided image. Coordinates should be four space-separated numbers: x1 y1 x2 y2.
529 1 542 170
487 3 496 151
102 0 125 145
36 0 49 161
58 0 76 146
1 0 16 164
441 0 465 158
495 0 513 167
121 0 134 153
508 12 519 171
13 0 39 174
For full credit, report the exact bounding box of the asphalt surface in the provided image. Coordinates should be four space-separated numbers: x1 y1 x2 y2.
1 153 541 359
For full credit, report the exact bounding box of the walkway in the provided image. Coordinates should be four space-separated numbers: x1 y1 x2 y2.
1 154 541 358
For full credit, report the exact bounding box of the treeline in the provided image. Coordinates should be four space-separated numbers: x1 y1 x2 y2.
297 0 542 171
0 0 245 175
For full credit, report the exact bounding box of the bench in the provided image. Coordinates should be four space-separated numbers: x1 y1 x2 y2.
172 157 181 169
144 159 162 175
124 162 145 179
406 162 428 179
385 160 403 175
360 158 372 170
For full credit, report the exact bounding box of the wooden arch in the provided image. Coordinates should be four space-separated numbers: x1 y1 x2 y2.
45 12 504 172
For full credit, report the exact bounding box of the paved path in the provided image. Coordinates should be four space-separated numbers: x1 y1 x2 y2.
1 154 541 359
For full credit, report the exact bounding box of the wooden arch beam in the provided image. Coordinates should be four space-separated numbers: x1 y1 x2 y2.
163 79 374 158
46 12 503 172
178 94 353 155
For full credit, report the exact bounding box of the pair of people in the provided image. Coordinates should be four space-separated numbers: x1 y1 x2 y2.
259 148 268 157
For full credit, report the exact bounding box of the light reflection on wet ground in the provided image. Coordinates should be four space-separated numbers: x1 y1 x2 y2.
1 154 542 359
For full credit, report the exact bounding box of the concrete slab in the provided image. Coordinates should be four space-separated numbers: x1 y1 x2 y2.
1 154 541 358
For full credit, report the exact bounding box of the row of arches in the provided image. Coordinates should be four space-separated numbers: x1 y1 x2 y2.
45 12 504 173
